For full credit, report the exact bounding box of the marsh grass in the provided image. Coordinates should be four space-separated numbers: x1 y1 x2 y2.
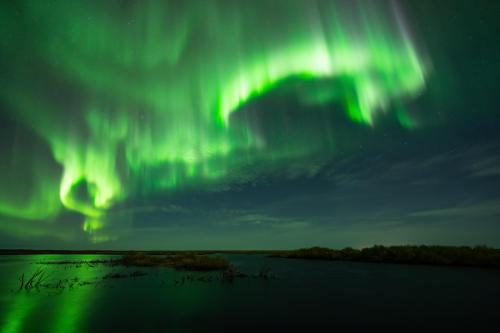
120 252 230 271
17 269 48 291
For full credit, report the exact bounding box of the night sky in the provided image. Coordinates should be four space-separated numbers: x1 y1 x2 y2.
0 0 499 249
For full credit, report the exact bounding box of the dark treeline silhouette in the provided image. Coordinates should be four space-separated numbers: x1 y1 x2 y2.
273 245 500 268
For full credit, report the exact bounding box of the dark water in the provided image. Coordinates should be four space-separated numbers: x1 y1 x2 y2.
1 254 500 332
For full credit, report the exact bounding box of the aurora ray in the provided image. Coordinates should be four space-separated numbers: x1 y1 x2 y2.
0 0 427 241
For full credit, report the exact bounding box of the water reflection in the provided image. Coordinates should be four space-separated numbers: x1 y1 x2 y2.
1 254 500 331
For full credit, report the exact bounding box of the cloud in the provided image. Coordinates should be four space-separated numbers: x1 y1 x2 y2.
112 204 190 216
468 156 500 178
225 213 309 229
408 200 500 219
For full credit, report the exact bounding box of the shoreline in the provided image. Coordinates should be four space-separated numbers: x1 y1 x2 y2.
2 245 500 269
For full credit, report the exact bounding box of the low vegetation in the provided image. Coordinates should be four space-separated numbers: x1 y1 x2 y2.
14 245 499 294
16 271 91 293
120 252 231 271
17 269 47 291
272 245 500 268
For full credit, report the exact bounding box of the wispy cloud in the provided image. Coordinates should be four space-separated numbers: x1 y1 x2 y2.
408 200 500 218
467 156 500 178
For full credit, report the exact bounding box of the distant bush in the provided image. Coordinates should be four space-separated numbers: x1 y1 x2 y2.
357 245 500 268
120 252 230 271
279 247 338 260
274 245 500 268
168 253 230 271
122 252 161 266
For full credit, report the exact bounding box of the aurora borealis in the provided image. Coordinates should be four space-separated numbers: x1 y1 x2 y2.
1 0 499 249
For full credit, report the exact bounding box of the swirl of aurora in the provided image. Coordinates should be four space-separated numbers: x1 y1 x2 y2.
0 0 428 242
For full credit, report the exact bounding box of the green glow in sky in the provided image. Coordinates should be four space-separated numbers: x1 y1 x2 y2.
0 0 427 241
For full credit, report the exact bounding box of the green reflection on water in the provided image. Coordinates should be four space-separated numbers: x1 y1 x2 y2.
1 256 43 333
0 255 106 333
48 255 103 333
